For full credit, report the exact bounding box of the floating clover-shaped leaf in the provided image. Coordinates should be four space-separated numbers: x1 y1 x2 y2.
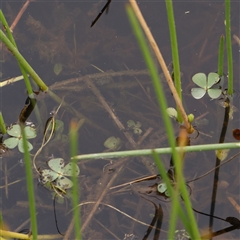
166 107 178 120
174 229 190 240
3 124 36 153
104 136 122 151
157 183 170 197
40 158 80 191
127 120 142 135
53 63 62 75
191 72 222 99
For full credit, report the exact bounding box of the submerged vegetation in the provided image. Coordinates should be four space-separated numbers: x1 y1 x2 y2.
0 1 239 239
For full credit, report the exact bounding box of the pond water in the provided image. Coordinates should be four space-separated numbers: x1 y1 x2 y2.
0 1 239 239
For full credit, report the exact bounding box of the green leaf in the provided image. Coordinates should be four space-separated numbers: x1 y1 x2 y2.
135 121 142 128
207 88 222 99
166 107 178 119
7 124 21 137
53 63 62 76
56 176 73 189
192 73 207 88
24 126 37 139
62 162 80 176
54 119 64 134
3 137 19 149
18 139 33 153
133 128 142 135
104 136 122 150
41 169 59 184
191 88 206 99
127 120 135 128
207 72 219 88
215 149 230 161
157 183 167 193
48 158 65 173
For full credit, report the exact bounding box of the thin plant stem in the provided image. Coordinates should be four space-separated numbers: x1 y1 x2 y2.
165 0 182 122
0 10 33 96
0 229 31 239
10 0 32 31
151 151 191 239
70 119 82 240
73 142 240 160
126 5 200 239
128 0 192 133
225 0 233 95
21 124 38 239
0 10 42 125
218 35 225 77
0 29 48 91
0 112 7 134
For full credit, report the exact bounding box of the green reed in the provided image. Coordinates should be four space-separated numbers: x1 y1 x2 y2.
126 4 201 239
0 112 7 134
165 0 182 122
218 35 225 77
70 119 82 240
0 11 48 92
0 11 43 126
0 10 34 96
21 124 38 240
225 0 233 95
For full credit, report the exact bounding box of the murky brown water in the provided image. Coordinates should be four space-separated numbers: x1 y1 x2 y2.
0 1 239 239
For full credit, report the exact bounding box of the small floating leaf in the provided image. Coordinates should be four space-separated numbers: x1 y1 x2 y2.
135 121 142 128
7 124 21 137
104 136 122 150
3 137 19 149
157 183 167 193
53 63 62 75
166 107 178 119
192 73 207 88
56 176 73 189
207 72 220 88
41 169 59 184
24 126 37 139
133 128 142 135
165 190 170 197
40 158 80 191
127 120 135 128
215 149 230 161
207 88 222 99
62 162 80 176
18 139 33 153
48 158 65 173
191 88 206 99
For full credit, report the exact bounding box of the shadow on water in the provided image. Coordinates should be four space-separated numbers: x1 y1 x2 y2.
0 1 239 239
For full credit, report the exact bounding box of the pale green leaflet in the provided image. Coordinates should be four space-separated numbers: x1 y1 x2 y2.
40 158 80 190
157 183 170 197
3 123 36 153
127 119 142 134
104 136 122 150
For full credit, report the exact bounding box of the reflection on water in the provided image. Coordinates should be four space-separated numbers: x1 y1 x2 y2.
0 1 239 239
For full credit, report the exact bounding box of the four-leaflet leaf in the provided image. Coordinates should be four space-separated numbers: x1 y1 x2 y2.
191 72 222 99
3 123 36 153
40 158 80 191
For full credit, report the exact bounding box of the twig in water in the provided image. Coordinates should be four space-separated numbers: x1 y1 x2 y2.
32 100 63 174
10 0 33 31
129 0 193 133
